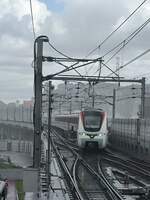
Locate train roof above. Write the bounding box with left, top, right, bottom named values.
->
left=83, top=108, right=104, bottom=111
left=55, top=108, right=105, bottom=118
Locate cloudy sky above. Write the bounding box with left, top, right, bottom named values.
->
left=0, top=0, right=150, bottom=102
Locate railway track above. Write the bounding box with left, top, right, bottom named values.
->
left=103, top=150, right=150, bottom=180
left=99, top=150, right=150, bottom=199
left=51, top=127, right=124, bottom=200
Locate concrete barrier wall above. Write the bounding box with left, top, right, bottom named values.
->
left=0, top=140, right=33, bottom=156
left=0, top=169, right=23, bottom=180
left=110, top=118, right=150, bottom=160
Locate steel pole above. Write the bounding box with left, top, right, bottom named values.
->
left=92, top=84, right=95, bottom=108
left=47, top=81, right=52, bottom=196
left=141, top=77, right=145, bottom=118
left=33, top=38, right=43, bottom=168
left=112, top=89, right=116, bottom=119
left=22, top=104, right=24, bottom=122
left=6, top=107, right=8, bottom=121
left=69, top=101, right=72, bottom=114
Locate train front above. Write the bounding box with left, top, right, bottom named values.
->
left=77, top=109, right=108, bottom=149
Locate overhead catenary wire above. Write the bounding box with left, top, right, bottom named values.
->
left=93, top=16, right=150, bottom=76
left=45, top=0, right=149, bottom=79
left=55, top=60, right=84, bottom=78
left=108, top=48, right=150, bottom=76
left=48, top=41, right=90, bottom=78
left=29, top=0, right=36, bottom=40
left=48, top=41, right=74, bottom=59
left=105, top=17, right=150, bottom=64
left=45, top=59, right=100, bottom=79
left=86, top=0, right=149, bottom=57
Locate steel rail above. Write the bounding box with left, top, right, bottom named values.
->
left=72, top=157, right=91, bottom=200
left=80, top=159, right=123, bottom=200
left=103, top=151, right=150, bottom=177
left=51, top=138, right=84, bottom=200
left=112, top=169, right=147, bottom=187
left=102, top=157, right=150, bottom=180
left=53, top=130, right=108, bottom=199
left=106, top=150, right=150, bottom=171
left=52, top=127, right=124, bottom=200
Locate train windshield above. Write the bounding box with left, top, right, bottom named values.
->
left=83, top=111, right=102, bottom=131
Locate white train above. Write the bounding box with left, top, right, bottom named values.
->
left=55, top=109, right=108, bottom=149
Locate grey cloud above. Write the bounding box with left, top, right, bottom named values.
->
left=0, top=14, right=32, bottom=40
left=1, top=0, right=150, bottom=102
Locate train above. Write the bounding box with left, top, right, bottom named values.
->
left=55, top=108, right=108, bottom=149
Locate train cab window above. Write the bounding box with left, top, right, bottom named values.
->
left=83, top=111, right=102, bottom=131
left=84, top=116, right=101, bottom=128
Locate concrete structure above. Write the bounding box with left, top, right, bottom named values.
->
left=110, top=118, right=150, bottom=161
left=0, top=120, right=33, bottom=156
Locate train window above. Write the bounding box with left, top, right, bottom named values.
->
left=84, top=116, right=101, bottom=128
left=83, top=111, right=103, bottom=131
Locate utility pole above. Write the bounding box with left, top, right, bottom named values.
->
left=14, top=106, right=16, bottom=121
left=141, top=77, right=145, bottom=118
left=33, top=37, right=47, bottom=168
left=116, top=57, right=120, bottom=87
left=69, top=100, right=72, bottom=114
left=112, top=89, right=116, bottom=119
left=6, top=106, right=8, bottom=121
left=47, top=81, right=53, bottom=196
left=22, top=104, right=24, bottom=122
left=92, top=83, right=95, bottom=108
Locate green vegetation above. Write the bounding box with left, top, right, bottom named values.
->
left=0, top=162, right=20, bottom=169
left=0, top=158, right=21, bottom=169
left=15, top=180, right=24, bottom=200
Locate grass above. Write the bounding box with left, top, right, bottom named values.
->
left=0, top=162, right=21, bottom=169
left=0, top=158, right=21, bottom=169
left=15, top=180, right=24, bottom=200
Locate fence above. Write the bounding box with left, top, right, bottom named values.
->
left=110, top=118, right=150, bottom=157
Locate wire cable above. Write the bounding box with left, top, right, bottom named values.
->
left=108, top=48, right=150, bottom=76
left=48, top=41, right=88, bottom=78
left=86, top=0, right=149, bottom=57
left=29, top=0, right=36, bottom=40
left=93, top=16, right=150, bottom=75
left=48, top=41, right=73, bottom=59
left=105, top=17, right=150, bottom=64
left=55, top=60, right=84, bottom=78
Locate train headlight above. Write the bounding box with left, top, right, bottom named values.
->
left=99, top=133, right=102, bottom=136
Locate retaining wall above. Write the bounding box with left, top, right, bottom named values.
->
left=0, top=169, right=23, bottom=180
left=0, top=140, right=33, bottom=156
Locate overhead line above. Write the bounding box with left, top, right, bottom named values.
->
left=105, top=17, right=150, bottom=64
left=93, top=16, right=150, bottom=76
left=43, top=60, right=98, bottom=80
left=29, top=0, right=36, bottom=40
left=47, top=41, right=87, bottom=78
left=48, top=41, right=73, bottom=59
left=55, top=60, right=84, bottom=78
left=108, top=48, right=150, bottom=76
left=86, top=0, right=149, bottom=57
